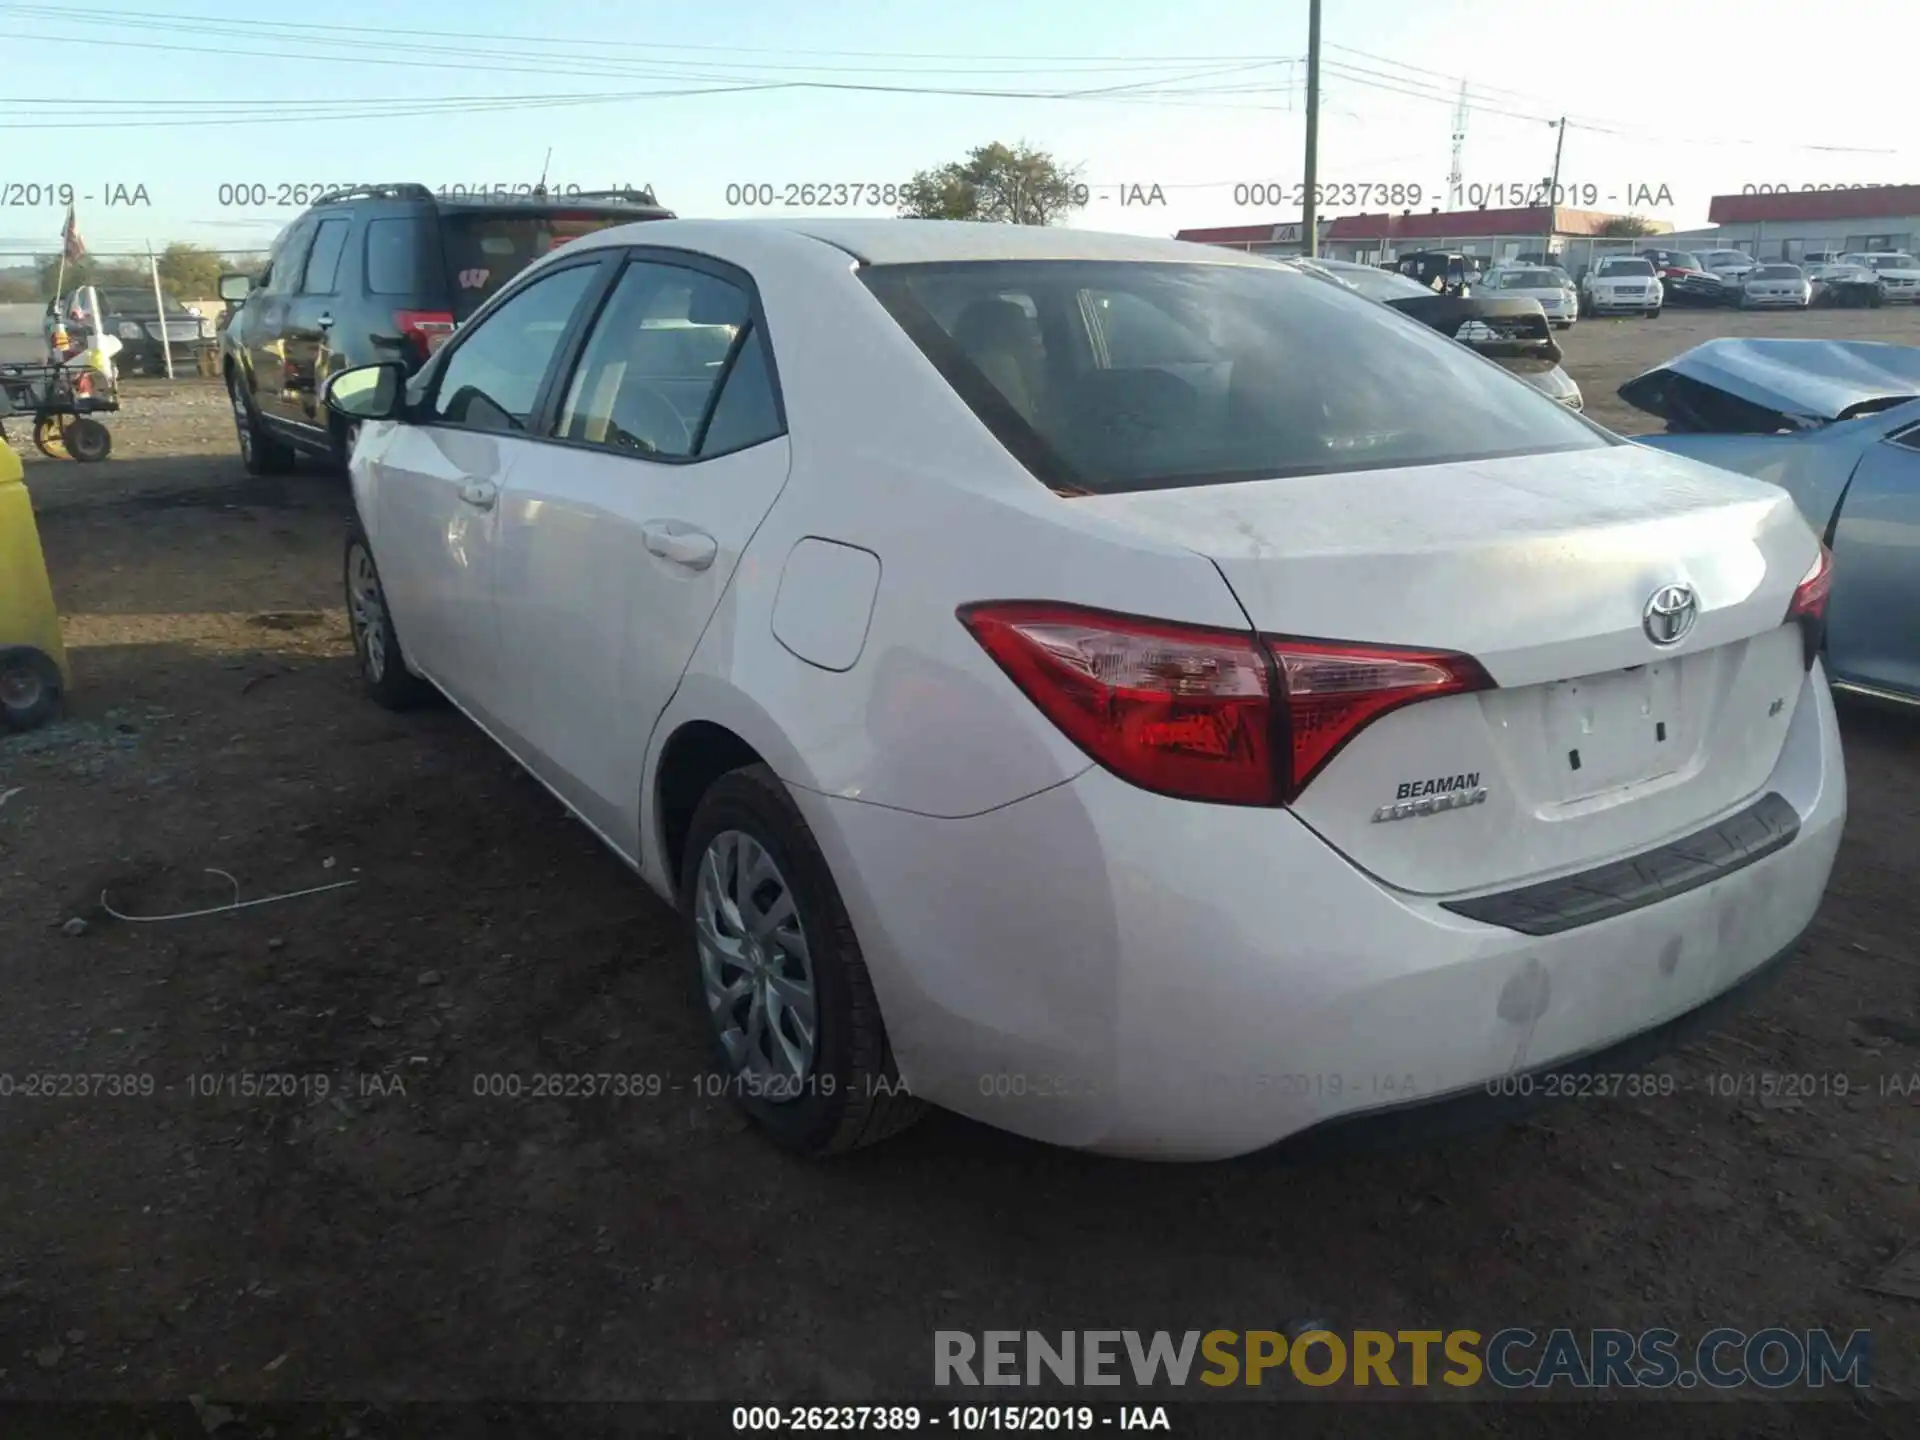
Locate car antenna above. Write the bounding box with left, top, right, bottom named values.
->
left=534, top=147, right=552, bottom=199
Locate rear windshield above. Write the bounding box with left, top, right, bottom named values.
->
left=438, top=210, right=640, bottom=318
left=859, top=259, right=1605, bottom=496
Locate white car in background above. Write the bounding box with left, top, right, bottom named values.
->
left=1482, top=265, right=1580, bottom=328
left=321, top=219, right=1845, bottom=1161
left=1697, top=248, right=1758, bottom=296
left=1839, top=252, right=1920, bottom=302
left=1738, top=263, right=1813, bottom=309
left=1581, top=256, right=1663, bottom=317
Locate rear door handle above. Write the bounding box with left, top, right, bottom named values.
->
left=316, top=313, right=334, bottom=329
left=641, top=523, right=717, bottom=570
left=458, top=478, right=497, bottom=510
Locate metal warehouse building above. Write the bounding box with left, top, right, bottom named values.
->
left=1177, top=205, right=1673, bottom=272
left=1659, top=185, right=1920, bottom=262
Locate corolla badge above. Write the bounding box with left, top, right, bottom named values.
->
left=1372, top=772, right=1487, bottom=823
left=1642, top=583, right=1698, bottom=646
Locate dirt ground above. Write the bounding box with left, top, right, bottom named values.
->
left=2, top=308, right=1918, bottom=1433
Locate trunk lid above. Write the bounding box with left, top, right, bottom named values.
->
left=1075, top=443, right=1821, bottom=895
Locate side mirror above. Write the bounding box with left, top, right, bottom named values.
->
left=218, top=272, right=254, bottom=303
left=324, top=362, right=406, bottom=422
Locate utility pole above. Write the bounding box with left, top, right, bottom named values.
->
left=1543, top=117, right=1567, bottom=261
left=1302, top=0, right=1322, bottom=256
left=1446, top=80, right=1469, bottom=212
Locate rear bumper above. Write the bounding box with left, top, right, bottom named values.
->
left=796, top=665, right=1845, bottom=1160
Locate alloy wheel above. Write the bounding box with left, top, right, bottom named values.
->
left=346, top=544, right=388, bottom=682
left=693, top=829, right=817, bottom=1093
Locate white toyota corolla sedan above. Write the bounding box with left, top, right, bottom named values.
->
left=324, top=219, right=1847, bottom=1162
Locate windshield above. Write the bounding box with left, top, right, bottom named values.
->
left=1866, top=254, right=1919, bottom=271
left=1494, top=269, right=1564, bottom=289
left=1597, top=258, right=1656, bottom=276
left=93, top=289, right=190, bottom=314
left=1752, top=265, right=1802, bottom=280
left=859, top=259, right=1604, bottom=496
left=438, top=209, right=642, bottom=319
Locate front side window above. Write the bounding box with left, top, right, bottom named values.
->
left=860, top=259, right=1605, bottom=496
left=426, top=262, right=599, bottom=432
left=553, top=259, right=757, bottom=459
left=264, top=220, right=315, bottom=294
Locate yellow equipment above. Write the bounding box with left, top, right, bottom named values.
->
left=0, top=444, right=69, bottom=730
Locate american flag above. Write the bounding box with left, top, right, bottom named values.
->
left=61, top=204, right=86, bottom=262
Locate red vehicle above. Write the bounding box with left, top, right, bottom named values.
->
left=1637, top=248, right=1727, bottom=306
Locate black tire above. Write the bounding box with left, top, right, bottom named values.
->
left=228, top=367, right=295, bottom=476
left=343, top=527, right=433, bottom=709
left=0, top=646, right=63, bottom=732
left=63, top=417, right=111, bottom=463
left=679, top=764, right=925, bottom=1156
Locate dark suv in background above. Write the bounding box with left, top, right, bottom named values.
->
left=49, top=287, right=217, bottom=375
left=218, top=183, right=674, bottom=473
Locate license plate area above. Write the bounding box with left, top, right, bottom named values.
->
left=1544, top=662, right=1687, bottom=801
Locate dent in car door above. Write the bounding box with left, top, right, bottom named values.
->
left=489, top=256, right=792, bottom=854
left=1825, top=427, right=1920, bottom=698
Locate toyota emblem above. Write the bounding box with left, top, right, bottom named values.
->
left=1643, top=584, right=1698, bottom=646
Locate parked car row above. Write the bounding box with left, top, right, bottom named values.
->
left=307, top=214, right=1848, bottom=1162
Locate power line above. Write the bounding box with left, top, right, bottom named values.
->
left=0, top=2, right=1298, bottom=64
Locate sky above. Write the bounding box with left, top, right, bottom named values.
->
left=2, top=0, right=1917, bottom=261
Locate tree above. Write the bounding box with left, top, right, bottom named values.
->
left=1597, top=215, right=1657, bottom=237
left=898, top=142, right=1087, bottom=225
left=154, top=242, right=226, bottom=297
left=35, top=253, right=150, bottom=295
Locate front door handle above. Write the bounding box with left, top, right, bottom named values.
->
left=458, top=478, right=497, bottom=511
left=316, top=312, right=333, bottom=329
left=641, top=523, right=718, bottom=570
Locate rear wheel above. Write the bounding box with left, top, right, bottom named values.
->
left=63, top=417, right=111, bottom=463
left=0, top=647, right=62, bottom=732
left=680, top=764, right=925, bottom=1156
left=229, top=368, right=295, bottom=476
left=343, top=529, right=433, bottom=709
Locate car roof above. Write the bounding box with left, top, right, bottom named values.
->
left=567, top=217, right=1285, bottom=269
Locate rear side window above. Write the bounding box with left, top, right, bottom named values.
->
left=301, top=217, right=351, bottom=294
left=364, top=218, right=424, bottom=295
left=860, top=259, right=1604, bottom=496
left=552, top=259, right=758, bottom=459
left=439, top=211, right=640, bottom=319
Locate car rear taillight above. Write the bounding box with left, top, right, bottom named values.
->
left=393, top=310, right=455, bottom=360
left=1266, top=639, right=1494, bottom=800
left=1786, top=545, right=1833, bottom=670
left=959, top=603, right=1493, bottom=806
left=959, top=603, right=1276, bottom=804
